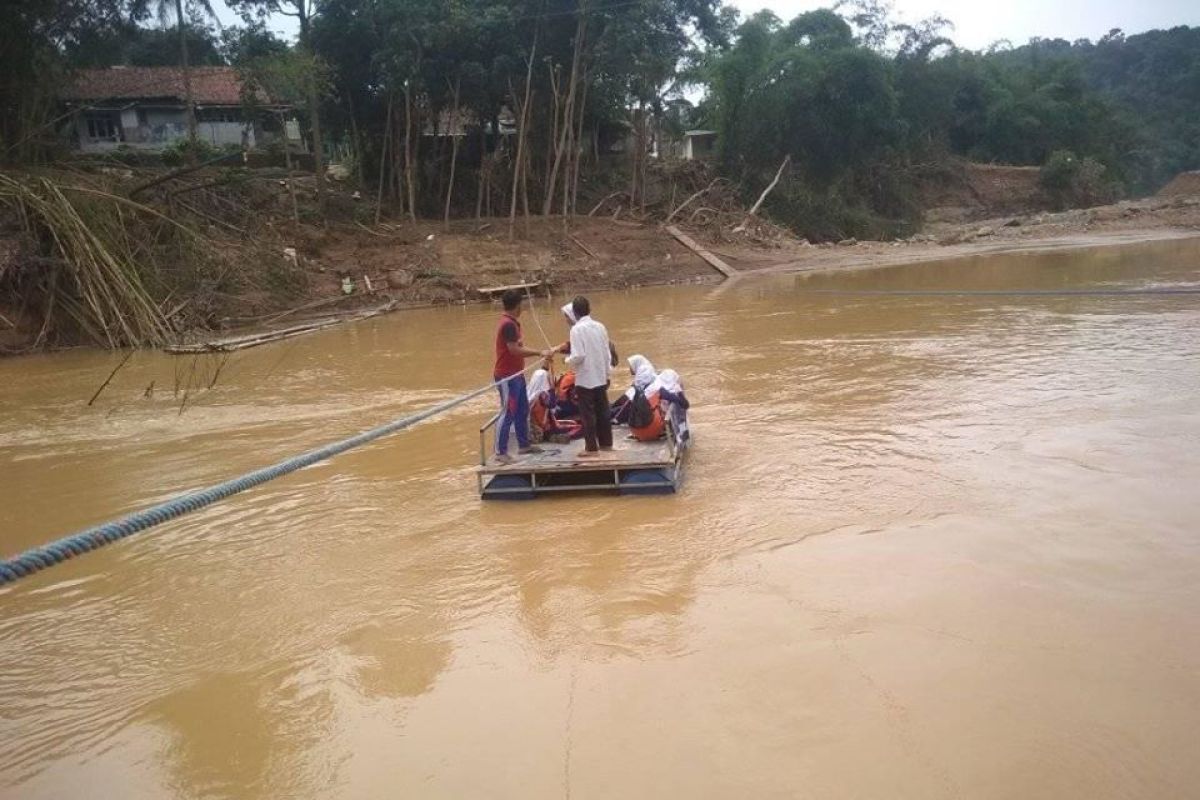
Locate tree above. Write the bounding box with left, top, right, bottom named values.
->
left=142, top=0, right=219, bottom=147
left=228, top=0, right=327, bottom=206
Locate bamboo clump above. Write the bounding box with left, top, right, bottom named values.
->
left=0, top=173, right=179, bottom=348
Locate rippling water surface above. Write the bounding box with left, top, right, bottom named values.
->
left=2, top=239, right=1199, bottom=798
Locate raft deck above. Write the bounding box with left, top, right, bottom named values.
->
left=477, top=417, right=683, bottom=499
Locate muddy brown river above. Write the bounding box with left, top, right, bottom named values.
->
left=2, top=239, right=1199, bottom=798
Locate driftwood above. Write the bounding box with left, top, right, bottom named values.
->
left=477, top=280, right=547, bottom=297
left=666, top=177, right=723, bottom=224
left=588, top=191, right=626, bottom=216
left=733, top=155, right=791, bottom=233
left=87, top=350, right=134, bottom=406
left=567, top=234, right=599, bottom=259
left=165, top=301, right=398, bottom=354
left=128, top=151, right=243, bottom=199
left=664, top=225, right=737, bottom=279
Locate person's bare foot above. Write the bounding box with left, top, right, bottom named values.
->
left=494, top=453, right=516, bottom=464
left=518, top=445, right=543, bottom=455
left=578, top=450, right=599, bottom=458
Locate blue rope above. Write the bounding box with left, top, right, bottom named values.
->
left=0, top=368, right=537, bottom=587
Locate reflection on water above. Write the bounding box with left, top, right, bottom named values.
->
left=2, top=238, right=1199, bottom=798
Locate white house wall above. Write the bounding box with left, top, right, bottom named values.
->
left=75, top=107, right=254, bottom=152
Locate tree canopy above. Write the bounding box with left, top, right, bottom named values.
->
left=1, top=0, right=1197, bottom=239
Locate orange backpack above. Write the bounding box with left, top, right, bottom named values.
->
left=555, top=371, right=576, bottom=402
left=629, top=392, right=665, bottom=442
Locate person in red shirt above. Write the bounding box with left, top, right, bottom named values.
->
left=494, top=289, right=555, bottom=463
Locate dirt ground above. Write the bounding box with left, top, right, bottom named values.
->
left=195, top=189, right=1200, bottom=346
left=749, top=193, right=1200, bottom=277
left=7, top=168, right=1198, bottom=352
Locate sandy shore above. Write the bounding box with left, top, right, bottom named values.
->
left=745, top=228, right=1200, bottom=277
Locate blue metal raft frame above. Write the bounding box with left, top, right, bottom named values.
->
left=477, top=413, right=685, bottom=499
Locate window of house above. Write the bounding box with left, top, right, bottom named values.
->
left=199, top=109, right=240, bottom=123
left=84, top=113, right=121, bottom=142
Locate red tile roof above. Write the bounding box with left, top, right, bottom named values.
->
left=62, top=66, right=265, bottom=106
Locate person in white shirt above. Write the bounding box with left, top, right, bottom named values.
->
left=564, top=296, right=613, bottom=455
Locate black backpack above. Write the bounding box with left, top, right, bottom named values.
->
left=629, top=386, right=654, bottom=428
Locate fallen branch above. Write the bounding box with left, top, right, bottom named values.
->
left=164, top=302, right=399, bottom=354
left=87, top=350, right=134, bottom=406
left=733, top=155, right=790, bottom=233
left=128, top=151, right=243, bottom=199
left=666, top=177, right=723, bottom=224
left=588, top=191, right=625, bottom=216
left=567, top=234, right=599, bottom=259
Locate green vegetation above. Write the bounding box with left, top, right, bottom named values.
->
left=1, top=1, right=1198, bottom=242
left=699, top=6, right=1198, bottom=238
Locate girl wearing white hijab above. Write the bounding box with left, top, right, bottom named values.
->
left=625, top=354, right=661, bottom=400
left=656, top=368, right=691, bottom=447
left=610, top=354, right=661, bottom=425
left=527, top=366, right=582, bottom=443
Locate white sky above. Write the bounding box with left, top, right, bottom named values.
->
left=729, top=0, right=1200, bottom=50
left=211, top=0, right=1199, bottom=50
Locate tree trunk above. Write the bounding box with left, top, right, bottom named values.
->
left=403, top=80, right=416, bottom=222
left=444, top=76, right=462, bottom=229
left=628, top=106, right=639, bottom=207
left=347, top=89, right=365, bottom=185
left=175, top=0, right=198, bottom=152
left=570, top=65, right=589, bottom=217
left=375, top=90, right=393, bottom=224
left=543, top=8, right=586, bottom=216
left=298, top=8, right=325, bottom=209
left=508, top=25, right=538, bottom=240
left=475, top=123, right=486, bottom=221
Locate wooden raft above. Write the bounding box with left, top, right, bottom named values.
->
left=477, top=433, right=683, bottom=499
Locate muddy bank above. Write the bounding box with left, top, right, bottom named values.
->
left=5, top=171, right=1198, bottom=354
left=744, top=194, right=1200, bottom=276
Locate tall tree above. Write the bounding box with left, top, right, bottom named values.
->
left=148, top=0, right=219, bottom=146
left=229, top=0, right=327, bottom=206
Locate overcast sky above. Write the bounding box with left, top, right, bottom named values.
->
left=729, top=0, right=1199, bottom=49
left=212, top=0, right=1198, bottom=50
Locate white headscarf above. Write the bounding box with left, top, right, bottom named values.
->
left=561, top=302, right=577, bottom=324
left=625, top=354, right=661, bottom=399
left=527, top=368, right=551, bottom=403
left=657, top=369, right=689, bottom=445
left=657, top=369, right=682, bottom=394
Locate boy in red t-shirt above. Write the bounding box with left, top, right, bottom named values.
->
left=494, top=289, right=555, bottom=463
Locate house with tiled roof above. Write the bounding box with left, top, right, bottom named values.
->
left=60, top=66, right=300, bottom=153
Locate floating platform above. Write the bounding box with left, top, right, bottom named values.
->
left=477, top=426, right=684, bottom=500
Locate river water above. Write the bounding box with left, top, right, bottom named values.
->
left=2, top=239, right=1199, bottom=799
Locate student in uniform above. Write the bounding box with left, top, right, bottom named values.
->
left=610, top=354, right=660, bottom=425
left=492, top=289, right=555, bottom=463
left=527, top=366, right=582, bottom=443
left=657, top=368, right=691, bottom=447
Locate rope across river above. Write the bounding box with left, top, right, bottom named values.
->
left=0, top=367, right=538, bottom=587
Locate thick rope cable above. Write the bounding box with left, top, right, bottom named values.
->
left=0, top=366, right=539, bottom=587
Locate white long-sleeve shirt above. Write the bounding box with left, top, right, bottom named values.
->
left=565, top=315, right=612, bottom=389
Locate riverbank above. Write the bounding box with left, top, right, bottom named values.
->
left=4, top=175, right=1198, bottom=354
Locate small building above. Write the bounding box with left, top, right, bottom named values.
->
left=680, top=130, right=717, bottom=160
left=60, top=66, right=298, bottom=153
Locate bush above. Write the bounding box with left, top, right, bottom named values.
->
left=160, top=138, right=220, bottom=167
left=1040, top=149, right=1119, bottom=209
